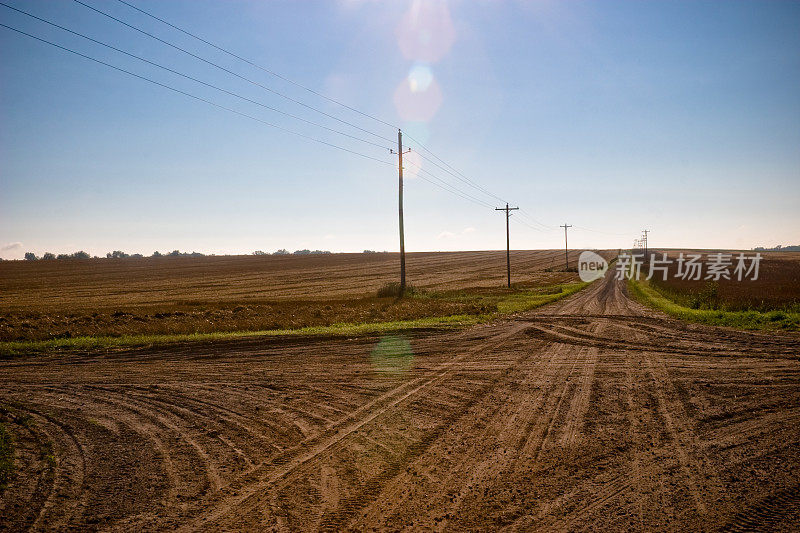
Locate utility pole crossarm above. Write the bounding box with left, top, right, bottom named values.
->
left=496, top=203, right=519, bottom=288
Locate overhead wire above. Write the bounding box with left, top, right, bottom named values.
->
left=114, top=0, right=398, bottom=130
left=5, top=0, right=639, bottom=239
left=572, top=225, right=632, bottom=237
left=110, top=0, right=515, bottom=209
left=0, top=10, right=507, bottom=213
left=71, top=0, right=397, bottom=145
left=401, top=160, right=496, bottom=210
left=0, top=22, right=396, bottom=167
left=517, top=209, right=558, bottom=230
left=0, top=1, right=393, bottom=152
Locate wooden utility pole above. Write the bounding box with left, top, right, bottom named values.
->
left=560, top=224, right=572, bottom=270
left=496, top=203, right=519, bottom=288
left=642, top=229, right=649, bottom=262
left=390, top=129, right=411, bottom=295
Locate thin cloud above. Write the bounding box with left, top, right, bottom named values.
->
left=438, top=228, right=475, bottom=240
left=1, top=242, right=22, bottom=251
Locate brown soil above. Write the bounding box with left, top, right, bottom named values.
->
left=647, top=251, right=800, bottom=311
left=1, top=272, right=799, bottom=531
left=0, top=250, right=602, bottom=342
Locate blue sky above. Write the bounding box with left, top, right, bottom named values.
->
left=1, top=0, right=799, bottom=259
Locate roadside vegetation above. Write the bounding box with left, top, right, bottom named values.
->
left=629, top=277, right=800, bottom=331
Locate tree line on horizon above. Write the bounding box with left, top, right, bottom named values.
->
left=13, top=248, right=381, bottom=261
left=752, top=244, right=800, bottom=252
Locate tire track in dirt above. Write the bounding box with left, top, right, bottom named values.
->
left=32, top=384, right=224, bottom=504
left=2, top=267, right=799, bottom=530
left=723, top=484, right=800, bottom=532
left=180, top=321, right=534, bottom=531
left=271, top=357, right=538, bottom=531
left=348, top=340, right=560, bottom=531
left=0, top=404, right=60, bottom=531
left=315, top=368, right=516, bottom=532
left=642, top=353, right=723, bottom=519
left=19, top=407, right=88, bottom=532
left=23, top=386, right=188, bottom=516
left=84, top=387, right=225, bottom=493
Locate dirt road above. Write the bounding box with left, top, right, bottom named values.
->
left=1, top=273, right=799, bottom=531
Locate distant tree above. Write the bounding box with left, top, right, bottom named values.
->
left=253, top=250, right=269, bottom=256
left=753, top=244, right=800, bottom=252
left=364, top=250, right=376, bottom=254
left=42, top=252, right=55, bottom=260
left=107, top=250, right=129, bottom=259
left=168, top=250, right=181, bottom=257
left=131, top=253, right=143, bottom=258
left=294, top=249, right=311, bottom=255
left=56, top=253, right=69, bottom=260
left=72, top=251, right=90, bottom=259
left=152, top=251, right=162, bottom=257
left=310, top=250, right=331, bottom=255
left=24, top=252, right=38, bottom=261
left=273, top=249, right=290, bottom=255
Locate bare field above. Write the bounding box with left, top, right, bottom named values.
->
left=648, top=251, right=800, bottom=311
left=1, top=271, right=799, bottom=531
left=0, top=250, right=610, bottom=342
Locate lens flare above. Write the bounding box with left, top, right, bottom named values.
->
left=393, top=71, right=443, bottom=122
left=408, top=63, right=434, bottom=93
left=395, top=0, right=456, bottom=63
left=370, top=335, right=414, bottom=375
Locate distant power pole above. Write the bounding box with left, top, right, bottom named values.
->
left=390, top=129, right=411, bottom=295
left=560, top=223, right=572, bottom=271
left=496, top=203, right=519, bottom=288
left=642, top=229, right=649, bottom=262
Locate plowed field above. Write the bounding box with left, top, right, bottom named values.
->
left=2, top=267, right=799, bottom=531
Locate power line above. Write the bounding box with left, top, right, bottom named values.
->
left=572, top=225, right=631, bottom=237
left=114, top=0, right=398, bottom=130
left=517, top=209, right=557, bottom=230
left=71, top=0, right=396, bottom=145
left=0, top=1, right=393, bottom=152
left=403, top=132, right=510, bottom=205
left=110, top=0, right=513, bottom=210
left=510, top=217, right=548, bottom=233
left=0, top=22, right=395, bottom=167
left=402, top=160, right=496, bottom=210
left=0, top=19, right=504, bottom=216
left=7, top=0, right=638, bottom=241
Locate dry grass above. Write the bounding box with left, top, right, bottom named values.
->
left=0, top=250, right=614, bottom=342
left=646, top=251, right=800, bottom=312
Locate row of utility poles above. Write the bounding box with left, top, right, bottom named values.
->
left=390, top=129, right=648, bottom=294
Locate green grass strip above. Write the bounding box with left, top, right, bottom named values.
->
left=628, top=277, right=800, bottom=331
left=0, top=281, right=592, bottom=356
